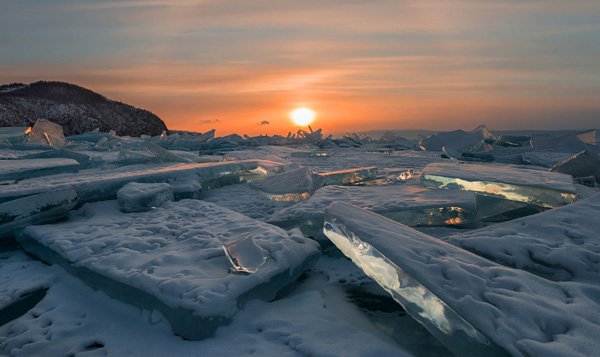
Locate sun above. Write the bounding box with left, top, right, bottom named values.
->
left=290, top=107, right=316, bottom=126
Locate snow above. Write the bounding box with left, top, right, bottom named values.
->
left=324, top=202, right=600, bottom=356
left=18, top=200, right=320, bottom=340
left=421, top=161, right=577, bottom=208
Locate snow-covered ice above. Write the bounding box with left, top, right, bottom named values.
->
left=0, top=158, right=79, bottom=181
left=421, top=161, right=577, bottom=208
left=17, top=200, right=320, bottom=340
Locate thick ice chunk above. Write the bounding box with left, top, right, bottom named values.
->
left=18, top=200, right=320, bottom=340
left=0, top=188, right=78, bottom=241
left=20, top=149, right=92, bottom=168
left=421, top=161, right=577, bottom=208
left=25, top=119, right=66, bottom=146
left=520, top=151, right=574, bottom=168
left=447, top=193, right=600, bottom=283
left=251, top=167, right=324, bottom=202
left=268, top=185, right=478, bottom=238
left=0, top=158, right=79, bottom=181
left=202, top=183, right=282, bottom=220
left=0, top=160, right=282, bottom=204
left=319, top=166, right=378, bottom=185
left=324, top=202, right=600, bottom=356
left=550, top=150, right=600, bottom=186
left=117, top=182, right=173, bottom=212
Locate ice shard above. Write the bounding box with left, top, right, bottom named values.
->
left=0, top=188, right=78, bottom=242
left=0, top=158, right=80, bottom=181
left=25, top=119, right=66, bottom=146
left=421, top=161, right=577, bottom=208
left=117, top=182, right=173, bottom=212
left=223, top=234, right=268, bottom=273
left=319, top=166, right=378, bottom=186
left=324, top=202, right=600, bottom=356
left=268, top=185, right=478, bottom=238
left=0, top=160, right=283, bottom=204
left=18, top=200, right=320, bottom=340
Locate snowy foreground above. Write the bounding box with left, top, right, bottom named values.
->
left=1, top=124, right=599, bottom=356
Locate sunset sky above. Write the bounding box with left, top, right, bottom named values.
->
left=2, top=0, right=599, bottom=135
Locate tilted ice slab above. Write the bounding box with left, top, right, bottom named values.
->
left=0, top=160, right=282, bottom=204
left=421, top=161, right=577, bottom=208
left=319, top=166, right=378, bottom=185
left=202, top=183, right=285, bottom=220
left=0, top=158, right=79, bottom=181
left=0, top=188, right=78, bottom=242
left=18, top=200, right=320, bottom=340
left=447, top=193, right=600, bottom=283
left=323, top=202, right=600, bottom=356
left=268, top=185, right=478, bottom=238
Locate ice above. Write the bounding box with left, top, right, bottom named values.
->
left=19, top=149, right=92, bottom=168
left=447, top=193, right=600, bottom=283
left=319, top=166, right=378, bottom=185
left=18, top=200, right=320, bottom=340
left=576, top=129, right=599, bottom=145
left=324, top=202, right=600, bottom=356
left=0, top=188, right=78, bottom=242
left=202, top=183, right=283, bottom=220
left=520, top=151, right=574, bottom=168
left=117, top=182, right=173, bottom=212
left=0, top=158, right=79, bottom=181
left=550, top=150, right=600, bottom=186
left=251, top=166, right=324, bottom=202
left=25, top=119, right=66, bottom=146
left=268, top=185, right=478, bottom=238
left=421, top=126, right=495, bottom=152
left=223, top=234, right=268, bottom=274
left=0, top=160, right=282, bottom=204
left=421, top=161, right=577, bottom=208
left=144, top=142, right=191, bottom=163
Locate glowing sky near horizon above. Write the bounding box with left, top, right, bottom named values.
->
left=1, top=0, right=599, bottom=135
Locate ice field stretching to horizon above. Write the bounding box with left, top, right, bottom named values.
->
left=1, top=122, right=600, bottom=356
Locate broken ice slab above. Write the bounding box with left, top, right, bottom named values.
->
left=251, top=167, right=324, bottom=202
left=550, top=150, right=600, bottom=186
left=19, top=149, right=92, bottom=168
left=324, top=202, right=600, bottom=356
left=18, top=200, right=320, bottom=340
left=421, top=161, right=577, bottom=208
left=520, top=151, right=574, bottom=168
left=202, top=183, right=282, bottom=220
left=0, top=188, right=78, bottom=241
left=117, top=182, right=173, bottom=213
left=474, top=195, right=543, bottom=222
left=144, top=142, right=191, bottom=163
left=268, top=185, right=478, bottom=238
left=25, top=119, right=66, bottom=146
left=319, top=166, right=378, bottom=186
left=0, top=160, right=282, bottom=204
left=223, top=234, right=268, bottom=273
left=448, top=193, right=600, bottom=283
left=0, top=158, right=80, bottom=181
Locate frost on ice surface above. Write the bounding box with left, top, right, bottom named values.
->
left=421, top=161, right=577, bottom=208
left=223, top=234, right=268, bottom=273
left=0, top=158, right=79, bottom=181
left=117, top=182, right=173, bottom=212
left=324, top=202, right=600, bottom=356
left=268, top=185, right=478, bottom=238
left=0, top=188, right=78, bottom=241
left=24, top=119, right=66, bottom=146
left=17, top=200, right=320, bottom=340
